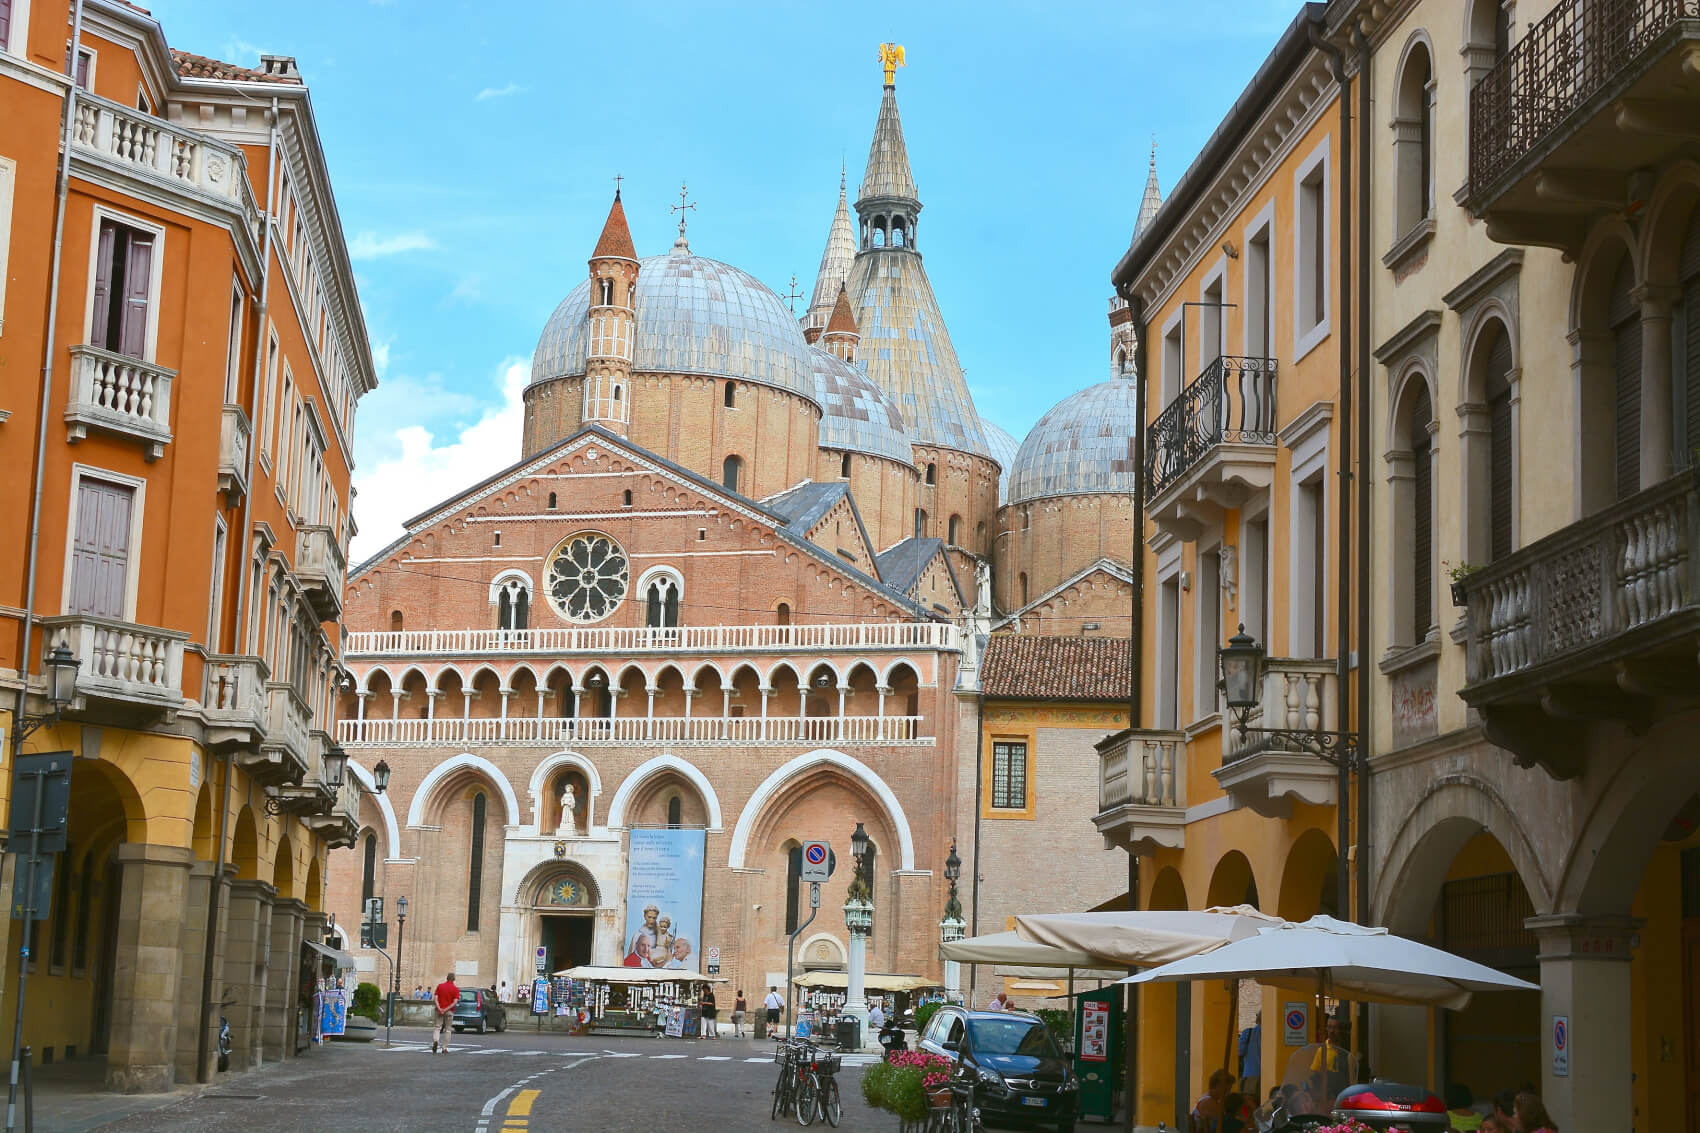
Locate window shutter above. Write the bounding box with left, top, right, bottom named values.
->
left=1411, top=388, right=1433, bottom=641
left=1609, top=260, right=1642, bottom=501
left=71, top=479, right=133, bottom=619
left=1484, top=327, right=1515, bottom=560
left=0, top=0, right=12, bottom=49
left=117, top=231, right=154, bottom=358
left=89, top=222, right=117, bottom=350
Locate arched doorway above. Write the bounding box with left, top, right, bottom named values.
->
left=1204, top=852, right=1262, bottom=1094
left=1140, top=866, right=1189, bottom=1128
left=529, top=864, right=601, bottom=974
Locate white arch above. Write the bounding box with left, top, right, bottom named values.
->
left=634, top=563, right=684, bottom=595
left=528, top=750, right=605, bottom=830
left=727, top=749, right=916, bottom=871
left=405, top=752, right=522, bottom=829
left=356, top=664, right=396, bottom=695
left=606, top=753, right=724, bottom=831
left=348, top=758, right=404, bottom=861
left=879, top=656, right=922, bottom=687
left=488, top=568, right=534, bottom=603
left=797, top=932, right=847, bottom=969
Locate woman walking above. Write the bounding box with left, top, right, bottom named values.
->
left=732, top=989, right=747, bottom=1038
left=699, top=985, right=718, bottom=1038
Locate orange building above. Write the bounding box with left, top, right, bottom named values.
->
left=0, top=0, right=374, bottom=1091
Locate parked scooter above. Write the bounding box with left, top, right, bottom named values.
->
left=878, top=1016, right=907, bottom=1059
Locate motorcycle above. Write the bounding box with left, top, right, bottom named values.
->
left=878, top=1017, right=907, bottom=1059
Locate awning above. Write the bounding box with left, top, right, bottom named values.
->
left=792, top=971, right=937, bottom=992
left=303, top=940, right=356, bottom=969
left=553, top=965, right=727, bottom=984
left=940, top=930, right=1104, bottom=969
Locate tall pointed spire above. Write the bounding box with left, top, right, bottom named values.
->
left=804, top=165, right=857, bottom=339
left=1134, top=139, right=1162, bottom=239
left=858, top=85, right=918, bottom=204
left=591, top=188, right=637, bottom=261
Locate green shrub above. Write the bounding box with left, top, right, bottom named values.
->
left=350, top=982, right=383, bottom=1022
left=1035, top=1008, right=1071, bottom=1044
left=861, top=1060, right=892, bottom=1110
left=885, top=1066, right=928, bottom=1122
left=912, top=1001, right=940, bottom=1035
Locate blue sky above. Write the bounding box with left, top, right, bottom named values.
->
left=152, top=0, right=1302, bottom=558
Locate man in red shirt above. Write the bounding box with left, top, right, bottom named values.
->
left=432, top=973, right=459, bottom=1054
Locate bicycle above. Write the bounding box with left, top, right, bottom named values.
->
left=771, top=1036, right=815, bottom=1121
left=797, top=1042, right=842, bottom=1128
left=938, top=1071, right=981, bottom=1133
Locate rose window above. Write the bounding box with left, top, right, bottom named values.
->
left=546, top=533, right=629, bottom=622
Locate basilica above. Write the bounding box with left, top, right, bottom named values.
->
left=325, top=60, right=1154, bottom=998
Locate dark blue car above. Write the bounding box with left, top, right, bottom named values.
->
left=918, top=1006, right=1078, bottom=1132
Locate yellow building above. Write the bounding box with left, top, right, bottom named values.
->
left=1097, top=7, right=1357, bottom=1127
left=0, top=0, right=373, bottom=1090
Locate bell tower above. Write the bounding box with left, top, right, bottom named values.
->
left=584, top=187, right=639, bottom=435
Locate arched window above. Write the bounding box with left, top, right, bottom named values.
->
left=361, top=833, right=377, bottom=907
left=1608, top=258, right=1642, bottom=501
left=947, top=515, right=961, bottom=545
left=1680, top=208, right=1700, bottom=469
left=892, top=222, right=906, bottom=247
left=975, top=521, right=986, bottom=547
left=644, top=574, right=681, bottom=628
left=623, top=489, right=633, bottom=507
left=1412, top=388, right=1434, bottom=640
left=1389, top=376, right=1437, bottom=648
left=722, top=455, right=743, bottom=493
left=547, top=492, right=557, bottom=509
left=873, top=227, right=885, bottom=248
left=613, top=384, right=623, bottom=403
left=1394, top=40, right=1434, bottom=238
left=1018, top=572, right=1029, bottom=607
left=1481, top=323, right=1515, bottom=561
left=840, top=452, right=852, bottom=478
left=496, top=579, right=530, bottom=630
left=667, top=796, right=682, bottom=828
left=598, top=279, right=613, bottom=306
left=785, top=846, right=802, bottom=934
left=467, top=792, right=487, bottom=932
left=723, top=383, right=736, bottom=409
left=390, top=610, right=403, bottom=632
left=925, top=462, right=936, bottom=485
left=776, top=602, right=791, bottom=625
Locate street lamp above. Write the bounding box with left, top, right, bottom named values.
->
left=372, top=759, right=391, bottom=794
left=842, top=822, right=874, bottom=1048
left=940, top=838, right=965, bottom=1003
left=389, top=896, right=408, bottom=1036
left=322, top=745, right=348, bottom=790
left=1218, top=625, right=1359, bottom=763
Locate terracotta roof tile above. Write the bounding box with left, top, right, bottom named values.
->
left=592, top=191, right=637, bottom=260
left=980, top=634, right=1133, bottom=701
left=170, top=48, right=296, bottom=84
left=824, top=282, right=859, bottom=336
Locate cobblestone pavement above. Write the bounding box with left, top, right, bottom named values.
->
left=95, top=1027, right=906, bottom=1133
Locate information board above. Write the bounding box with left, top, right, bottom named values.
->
left=1080, top=998, right=1110, bottom=1062
left=531, top=977, right=551, bottom=1016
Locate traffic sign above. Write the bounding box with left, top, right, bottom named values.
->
left=535, top=945, right=548, bottom=974
left=1552, top=1015, right=1569, bottom=1077
left=8, top=752, right=72, bottom=855
left=809, top=881, right=821, bottom=908
left=800, top=841, right=831, bottom=882
left=706, top=947, right=720, bottom=975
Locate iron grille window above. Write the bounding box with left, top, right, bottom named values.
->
left=1440, top=872, right=1537, bottom=970
left=992, top=741, right=1028, bottom=810
left=467, top=793, right=487, bottom=932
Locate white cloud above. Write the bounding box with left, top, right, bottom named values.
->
left=449, top=274, right=483, bottom=303
left=221, top=37, right=267, bottom=64
left=350, top=358, right=529, bottom=563
left=347, top=231, right=438, bottom=260
left=475, top=82, right=523, bottom=102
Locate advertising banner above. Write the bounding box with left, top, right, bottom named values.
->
left=623, top=828, right=706, bottom=970
left=318, top=987, right=348, bottom=1037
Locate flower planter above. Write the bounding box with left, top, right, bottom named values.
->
left=1450, top=579, right=1469, bottom=607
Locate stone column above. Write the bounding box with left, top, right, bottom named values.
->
left=1528, top=913, right=1639, bottom=1133
left=221, top=880, right=274, bottom=1070
left=1635, top=285, right=1679, bottom=487
left=105, top=844, right=194, bottom=1093
left=172, top=859, right=226, bottom=1084
left=262, top=898, right=306, bottom=1062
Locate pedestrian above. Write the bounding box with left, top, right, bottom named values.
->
left=732, top=989, right=747, bottom=1039
left=1511, top=1092, right=1558, bottom=1133
left=699, top=984, right=718, bottom=1039
left=985, top=991, right=1009, bottom=1012
left=431, top=971, right=459, bottom=1054
left=1492, top=1089, right=1517, bottom=1128
left=1237, top=1011, right=1262, bottom=1102
left=1191, top=1068, right=1235, bottom=1133
left=499, top=980, right=509, bottom=1004
left=763, top=986, right=784, bottom=1038
left=1446, top=1084, right=1483, bottom=1131
left=868, top=1000, right=886, bottom=1033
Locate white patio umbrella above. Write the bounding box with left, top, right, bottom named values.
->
left=1122, top=915, right=1538, bottom=1010
left=1013, top=905, right=1286, bottom=968
left=939, top=931, right=1102, bottom=969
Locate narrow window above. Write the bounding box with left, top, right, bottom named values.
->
left=598, top=278, right=613, bottom=306
left=1609, top=259, right=1642, bottom=501
left=722, top=455, right=742, bottom=493
left=947, top=515, right=961, bottom=545
left=1244, top=515, right=1270, bottom=648
left=72, top=851, right=94, bottom=971
left=70, top=477, right=135, bottom=620
left=991, top=741, right=1028, bottom=810
left=1395, top=46, right=1435, bottom=235
left=1297, top=159, right=1327, bottom=336
left=1411, top=388, right=1435, bottom=641
left=723, top=383, right=736, bottom=409
left=915, top=508, right=926, bottom=539
left=623, top=489, right=633, bottom=507
left=666, top=796, right=682, bottom=828
left=493, top=530, right=501, bottom=548
left=776, top=602, right=791, bottom=625
left=390, top=610, right=404, bottom=632
left=360, top=834, right=377, bottom=906
left=90, top=219, right=155, bottom=358
left=1157, top=574, right=1180, bottom=729
left=1018, top=572, right=1029, bottom=607
left=225, top=284, right=245, bottom=403
left=1678, top=210, right=1700, bottom=468
left=75, top=50, right=91, bottom=89
left=785, top=847, right=802, bottom=934
left=1483, top=325, right=1515, bottom=561
left=925, top=463, right=936, bottom=485
left=547, top=492, right=557, bottom=509
left=1162, top=321, right=1184, bottom=403
left=1196, top=547, right=1221, bottom=718
left=840, top=452, right=851, bottom=478
left=1493, top=1, right=1511, bottom=59
left=467, top=793, right=486, bottom=932
left=1294, top=478, right=1326, bottom=658
left=1247, top=225, right=1272, bottom=358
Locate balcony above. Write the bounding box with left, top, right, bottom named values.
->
left=336, top=713, right=928, bottom=748
left=1215, top=658, right=1341, bottom=817
left=218, top=405, right=252, bottom=503
left=308, top=774, right=362, bottom=849
left=64, top=346, right=175, bottom=460
left=295, top=525, right=346, bottom=622
left=1464, top=0, right=1700, bottom=249
left=203, top=654, right=268, bottom=750
left=1092, top=728, right=1187, bottom=852
left=344, top=621, right=958, bottom=658
left=41, top=615, right=187, bottom=716
left=1145, top=356, right=1278, bottom=541
left=1459, top=469, right=1699, bottom=779
left=269, top=731, right=338, bottom=815
left=243, top=683, right=312, bottom=786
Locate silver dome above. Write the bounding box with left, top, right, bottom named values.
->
left=532, top=250, right=818, bottom=404
left=1007, top=379, right=1140, bottom=505
left=811, top=348, right=914, bottom=467
left=978, top=417, right=1020, bottom=505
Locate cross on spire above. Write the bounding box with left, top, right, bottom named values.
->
left=781, top=273, right=805, bottom=314
left=613, top=173, right=623, bottom=197
left=671, top=181, right=697, bottom=244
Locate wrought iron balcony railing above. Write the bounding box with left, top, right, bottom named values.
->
left=1145, top=356, right=1277, bottom=501
left=1468, top=0, right=1700, bottom=204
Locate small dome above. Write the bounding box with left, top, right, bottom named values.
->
left=811, top=349, right=913, bottom=467
left=978, top=417, right=1020, bottom=505
left=1007, top=379, right=1139, bottom=505
left=532, top=250, right=818, bottom=403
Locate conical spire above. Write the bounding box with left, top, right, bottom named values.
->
left=825, top=282, right=859, bottom=337
left=591, top=189, right=637, bottom=260
left=1134, top=142, right=1162, bottom=239
left=804, top=166, right=858, bottom=336
left=858, top=85, right=917, bottom=203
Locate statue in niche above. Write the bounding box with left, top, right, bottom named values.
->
left=559, top=784, right=578, bottom=836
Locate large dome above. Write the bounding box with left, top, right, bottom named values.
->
left=1007, top=379, right=1140, bottom=505
left=531, top=249, right=818, bottom=403
left=978, top=417, right=1020, bottom=505
left=811, top=349, right=913, bottom=467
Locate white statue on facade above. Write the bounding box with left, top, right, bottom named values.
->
left=559, top=785, right=577, bottom=836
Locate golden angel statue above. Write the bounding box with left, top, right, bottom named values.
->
left=880, top=43, right=906, bottom=86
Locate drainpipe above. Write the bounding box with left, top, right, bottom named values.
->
left=198, top=94, right=280, bottom=1083
left=968, top=692, right=983, bottom=1008
left=1353, top=23, right=1374, bottom=1054
left=1308, top=15, right=1353, bottom=928
left=1120, top=282, right=1147, bottom=1133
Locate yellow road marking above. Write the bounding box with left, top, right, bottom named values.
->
left=506, top=1089, right=541, bottom=1117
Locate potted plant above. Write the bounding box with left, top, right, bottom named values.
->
left=865, top=1050, right=954, bottom=1130
left=1445, top=561, right=1480, bottom=608
left=340, top=981, right=382, bottom=1042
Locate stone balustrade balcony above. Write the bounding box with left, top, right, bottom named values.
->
left=1216, top=657, right=1341, bottom=816
left=41, top=614, right=187, bottom=715
left=295, top=525, right=346, bottom=622
left=64, top=346, right=175, bottom=460
left=1093, top=728, right=1187, bottom=852
left=309, top=773, right=362, bottom=849
left=219, top=405, right=252, bottom=503
left=203, top=654, right=269, bottom=750
left=344, top=620, right=958, bottom=658
left=1459, top=468, right=1699, bottom=778
left=337, top=713, right=927, bottom=748
left=271, top=731, right=339, bottom=814
left=244, top=683, right=312, bottom=786
left=72, top=91, right=260, bottom=232
left=1144, top=356, right=1279, bottom=541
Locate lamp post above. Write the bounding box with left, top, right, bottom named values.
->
left=940, top=838, right=965, bottom=1003
left=372, top=759, right=392, bottom=794
left=1219, top=625, right=1358, bottom=919
left=390, top=896, right=408, bottom=1032
left=841, top=822, right=873, bottom=1047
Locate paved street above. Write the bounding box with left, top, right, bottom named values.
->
left=97, top=1027, right=902, bottom=1133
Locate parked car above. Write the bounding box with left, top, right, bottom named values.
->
left=917, top=1005, right=1077, bottom=1131
left=452, top=987, right=507, bottom=1033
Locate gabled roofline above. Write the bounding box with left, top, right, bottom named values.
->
left=992, top=558, right=1135, bottom=628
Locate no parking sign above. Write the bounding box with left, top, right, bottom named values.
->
left=1552, top=1015, right=1569, bottom=1077
left=1282, top=1001, right=1309, bottom=1046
